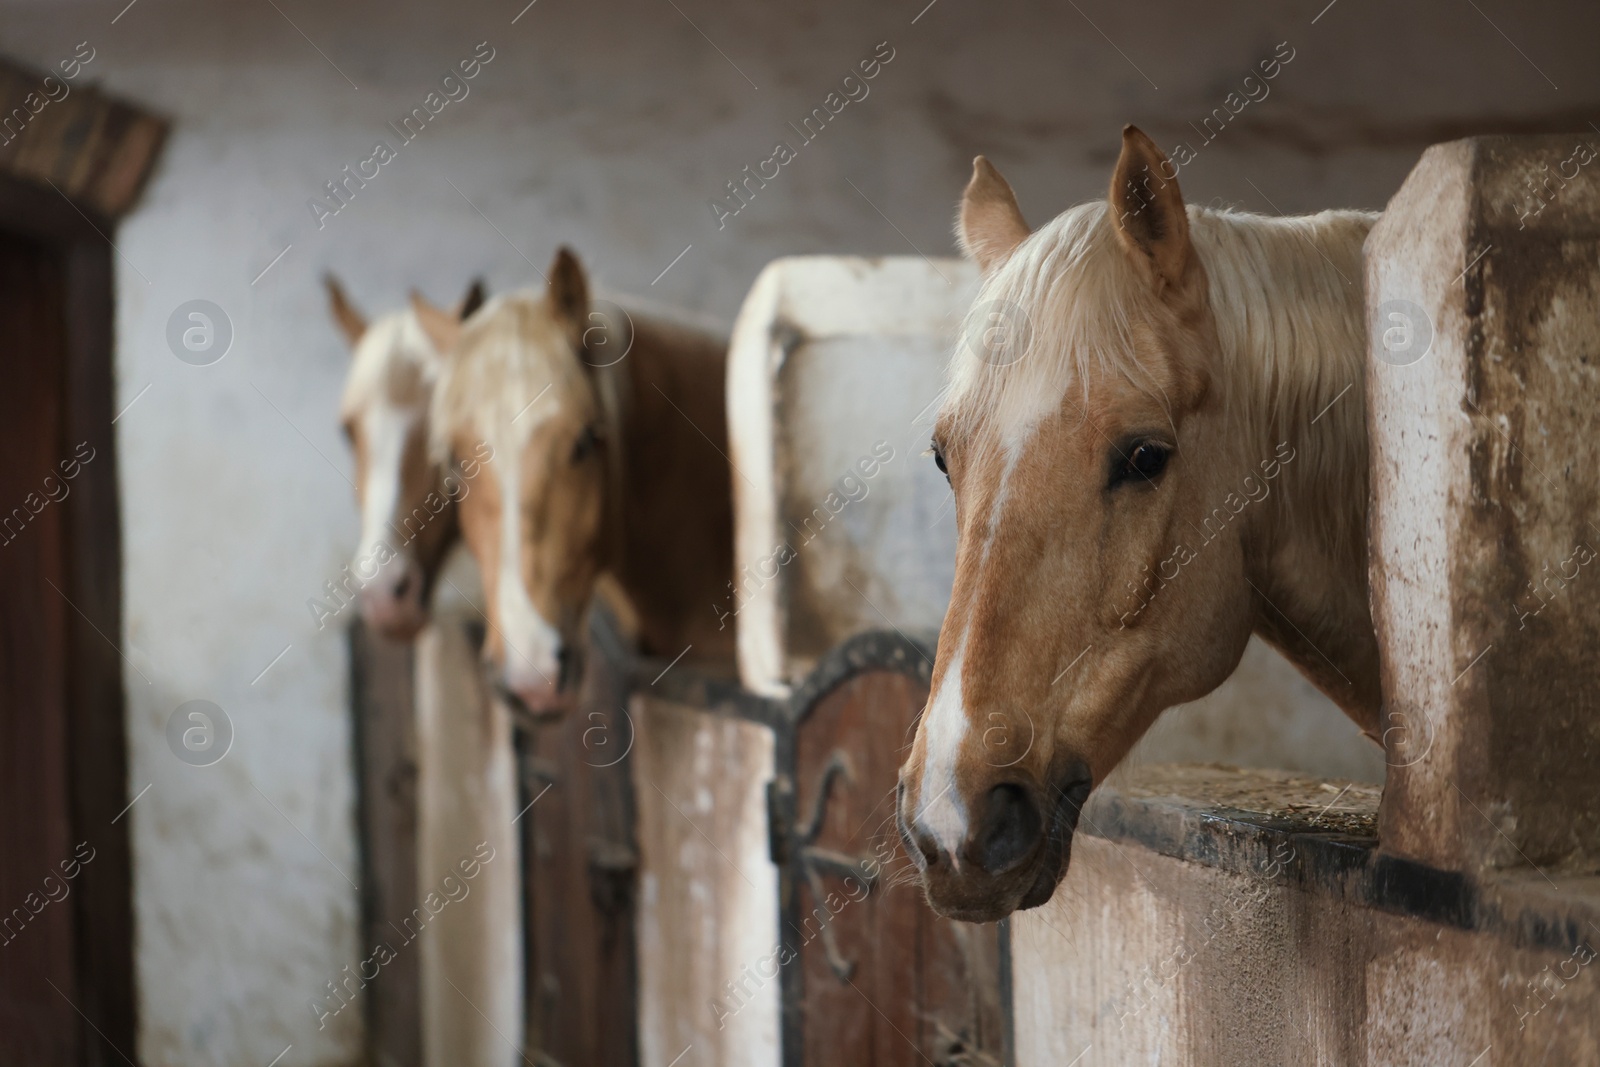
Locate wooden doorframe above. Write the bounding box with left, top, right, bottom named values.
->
left=0, top=173, right=134, bottom=1064
left=0, top=52, right=164, bottom=1065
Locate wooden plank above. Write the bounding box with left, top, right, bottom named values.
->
left=632, top=694, right=779, bottom=1067
left=519, top=615, right=640, bottom=1067
left=412, top=616, right=522, bottom=1067
left=349, top=621, right=423, bottom=1067
left=0, top=55, right=167, bottom=219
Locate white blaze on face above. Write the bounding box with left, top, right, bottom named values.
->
left=492, top=428, right=562, bottom=692
left=917, top=638, right=971, bottom=856
left=914, top=448, right=1019, bottom=857
left=343, top=309, right=443, bottom=588
left=353, top=400, right=417, bottom=582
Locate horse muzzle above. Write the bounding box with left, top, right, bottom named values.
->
left=358, top=556, right=429, bottom=640
left=897, top=767, right=1092, bottom=923
left=491, top=642, right=582, bottom=723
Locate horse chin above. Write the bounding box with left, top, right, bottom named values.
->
left=494, top=682, right=569, bottom=724
left=493, top=642, right=584, bottom=725
left=362, top=603, right=428, bottom=642
left=922, top=865, right=1054, bottom=923
left=921, top=838, right=1073, bottom=923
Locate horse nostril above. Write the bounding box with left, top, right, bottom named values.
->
left=970, top=783, right=1044, bottom=875
left=393, top=573, right=412, bottom=599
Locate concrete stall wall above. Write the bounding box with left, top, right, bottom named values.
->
left=632, top=697, right=780, bottom=1067
left=1, top=0, right=1598, bottom=1063
left=412, top=600, right=522, bottom=1067
left=1014, top=819, right=1600, bottom=1066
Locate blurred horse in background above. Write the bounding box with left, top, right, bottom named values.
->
left=330, top=275, right=485, bottom=638
left=426, top=247, right=733, bottom=716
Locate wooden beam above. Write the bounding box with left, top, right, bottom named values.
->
left=0, top=54, right=167, bottom=219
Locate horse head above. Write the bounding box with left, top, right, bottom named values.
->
left=332, top=274, right=485, bottom=639
left=428, top=248, right=613, bottom=718
left=897, top=127, right=1379, bottom=922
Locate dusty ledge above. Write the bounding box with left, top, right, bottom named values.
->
left=1083, top=763, right=1600, bottom=955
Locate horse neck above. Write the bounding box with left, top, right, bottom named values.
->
left=600, top=315, right=735, bottom=657
left=1208, top=209, right=1383, bottom=732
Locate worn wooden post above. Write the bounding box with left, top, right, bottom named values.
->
left=1367, top=135, right=1600, bottom=874
left=349, top=621, right=423, bottom=1067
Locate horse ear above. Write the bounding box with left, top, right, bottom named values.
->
left=324, top=274, right=367, bottom=347
left=1108, top=125, right=1194, bottom=292
left=958, top=157, right=1030, bottom=273
left=455, top=278, right=487, bottom=321
left=411, top=290, right=463, bottom=355
left=547, top=247, right=589, bottom=345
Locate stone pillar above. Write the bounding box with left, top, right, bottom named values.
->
left=1367, top=135, right=1600, bottom=873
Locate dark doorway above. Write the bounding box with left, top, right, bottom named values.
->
left=0, top=176, right=137, bottom=1067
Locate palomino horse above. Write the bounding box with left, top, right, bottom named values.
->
left=898, top=126, right=1382, bottom=922
left=330, top=275, right=485, bottom=638
left=424, top=248, right=733, bottom=715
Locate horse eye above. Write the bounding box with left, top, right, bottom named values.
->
left=1114, top=442, right=1171, bottom=486
left=571, top=427, right=598, bottom=464
left=931, top=441, right=949, bottom=482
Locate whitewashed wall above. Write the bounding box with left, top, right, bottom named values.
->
left=1, top=0, right=1597, bottom=1063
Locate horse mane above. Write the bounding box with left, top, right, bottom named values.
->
left=945, top=200, right=1378, bottom=554
left=339, top=307, right=440, bottom=417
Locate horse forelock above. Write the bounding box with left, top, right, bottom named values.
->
left=340, top=309, right=438, bottom=419
left=941, top=200, right=1376, bottom=551
left=942, top=202, right=1151, bottom=458
left=429, top=290, right=598, bottom=462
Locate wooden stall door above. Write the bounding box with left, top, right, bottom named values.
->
left=518, top=613, right=639, bottom=1067
left=792, top=668, right=1006, bottom=1067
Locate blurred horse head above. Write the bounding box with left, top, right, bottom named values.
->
left=427, top=247, right=734, bottom=718
left=331, top=275, right=485, bottom=639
